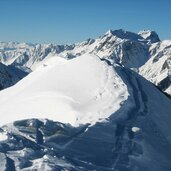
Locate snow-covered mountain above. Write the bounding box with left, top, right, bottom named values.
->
left=0, top=54, right=128, bottom=126
left=0, top=29, right=159, bottom=71
left=0, top=41, right=69, bottom=71
left=138, top=30, right=160, bottom=43
left=0, top=54, right=171, bottom=170
left=140, top=40, right=171, bottom=95
left=0, top=62, right=27, bottom=90
left=0, top=30, right=171, bottom=170
left=2, top=29, right=169, bottom=96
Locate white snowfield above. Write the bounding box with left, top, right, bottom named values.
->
left=0, top=54, right=128, bottom=126
left=0, top=132, right=8, bottom=141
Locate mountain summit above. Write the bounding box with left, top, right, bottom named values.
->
left=105, top=29, right=143, bottom=41
left=138, top=30, right=160, bottom=43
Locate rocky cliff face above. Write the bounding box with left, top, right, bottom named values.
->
left=0, top=62, right=27, bottom=90
left=140, top=40, right=171, bottom=96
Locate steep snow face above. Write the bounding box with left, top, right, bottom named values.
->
left=140, top=40, right=171, bottom=95
left=138, top=30, right=160, bottom=43
left=0, top=62, right=27, bottom=90
left=0, top=54, right=128, bottom=126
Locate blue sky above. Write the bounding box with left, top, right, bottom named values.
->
left=0, top=0, right=171, bottom=44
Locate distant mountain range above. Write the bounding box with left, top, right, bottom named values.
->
left=0, top=29, right=170, bottom=96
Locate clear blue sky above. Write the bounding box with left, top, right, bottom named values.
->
left=0, top=0, right=171, bottom=44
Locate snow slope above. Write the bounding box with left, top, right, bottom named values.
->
left=0, top=63, right=171, bottom=170
left=0, top=54, right=128, bottom=126
left=0, top=132, right=8, bottom=141
left=1, top=29, right=171, bottom=170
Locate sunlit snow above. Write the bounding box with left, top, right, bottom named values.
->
left=0, top=54, right=128, bottom=126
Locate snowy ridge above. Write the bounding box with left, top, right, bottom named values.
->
left=0, top=54, right=128, bottom=126
left=0, top=63, right=171, bottom=170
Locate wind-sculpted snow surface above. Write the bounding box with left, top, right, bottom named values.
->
left=0, top=54, right=128, bottom=126
left=0, top=66, right=171, bottom=171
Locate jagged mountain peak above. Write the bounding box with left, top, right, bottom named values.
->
left=138, top=29, right=160, bottom=43
left=105, top=29, right=143, bottom=41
